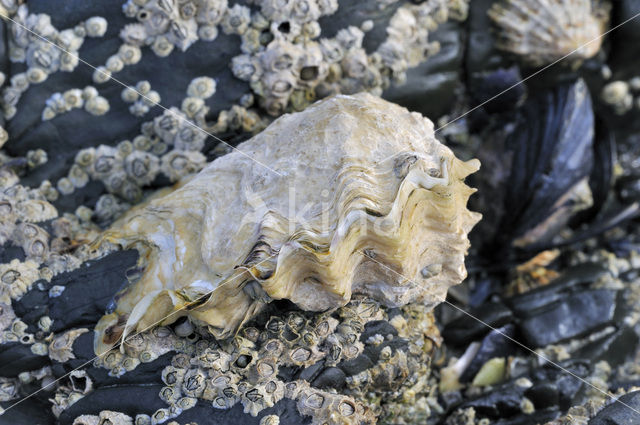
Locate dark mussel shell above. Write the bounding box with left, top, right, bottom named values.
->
left=472, top=79, right=595, bottom=258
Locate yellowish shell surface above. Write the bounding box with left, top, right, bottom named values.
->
left=489, top=0, right=610, bottom=66
left=94, top=93, right=481, bottom=354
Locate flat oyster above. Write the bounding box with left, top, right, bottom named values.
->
left=94, top=93, right=481, bottom=354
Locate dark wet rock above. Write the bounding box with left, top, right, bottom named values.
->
left=297, top=361, right=325, bottom=383
left=48, top=250, right=138, bottom=332
left=12, top=250, right=138, bottom=333
left=338, top=354, right=375, bottom=376
left=531, top=360, right=590, bottom=411
left=457, top=383, right=526, bottom=419
left=460, top=324, right=518, bottom=383
left=589, top=390, right=640, bottom=425
left=439, top=390, right=463, bottom=412
left=465, top=0, right=507, bottom=74
left=0, top=397, right=55, bottom=425
left=312, top=367, right=346, bottom=390
left=506, top=263, right=609, bottom=316
left=57, top=384, right=167, bottom=424
left=0, top=244, right=25, bottom=263
left=175, top=399, right=310, bottom=425
left=443, top=301, right=514, bottom=347
left=576, top=326, right=640, bottom=368
left=492, top=408, right=561, bottom=425
left=59, top=389, right=309, bottom=425
left=525, top=382, right=560, bottom=410
left=0, top=342, right=48, bottom=377
left=469, top=67, right=526, bottom=115
left=518, top=289, right=617, bottom=348
left=361, top=320, right=398, bottom=342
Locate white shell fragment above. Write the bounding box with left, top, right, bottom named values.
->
left=94, top=93, right=481, bottom=354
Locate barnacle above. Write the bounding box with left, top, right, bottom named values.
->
left=84, top=16, right=108, bottom=37
left=488, top=0, right=611, bottom=66
left=84, top=95, right=110, bottom=116
left=93, top=93, right=480, bottom=354
left=187, top=76, right=217, bottom=99
left=49, top=328, right=89, bottom=362
left=221, top=4, right=251, bottom=35
left=0, top=259, right=40, bottom=303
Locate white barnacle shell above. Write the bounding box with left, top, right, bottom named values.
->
left=93, top=93, right=481, bottom=354
left=167, top=16, right=199, bottom=52
left=106, top=55, right=125, bottom=73
left=49, top=329, right=89, bottom=362
left=118, top=44, right=143, bottom=65
left=0, top=259, right=40, bottom=304
left=0, top=126, right=8, bottom=149
left=26, top=67, right=48, bottom=84
left=122, top=87, right=140, bottom=103
left=63, top=88, right=84, bottom=108
left=601, top=80, right=633, bottom=115
left=159, top=149, right=207, bottom=181
left=151, top=35, right=175, bottom=57
left=260, top=0, right=293, bottom=23
left=198, top=24, right=219, bottom=41
left=221, top=4, right=251, bottom=35
left=85, top=95, right=110, bottom=116
left=16, top=199, right=57, bottom=223
left=124, top=151, right=160, bottom=186
left=488, top=0, right=611, bottom=67
left=187, top=76, right=217, bottom=99
left=196, top=0, right=228, bottom=25
left=92, top=66, right=111, bottom=84
left=231, top=54, right=262, bottom=82
left=120, top=23, right=148, bottom=46
left=85, top=16, right=108, bottom=38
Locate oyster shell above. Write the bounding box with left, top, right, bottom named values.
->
left=94, top=93, right=480, bottom=354
left=488, top=0, right=610, bottom=66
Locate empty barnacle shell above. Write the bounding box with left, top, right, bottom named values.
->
left=488, top=0, right=611, bottom=67
left=92, top=93, right=480, bottom=355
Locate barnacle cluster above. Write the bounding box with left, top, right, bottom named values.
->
left=488, top=0, right=611, bottom=67
left=231, top=0, right=469, bottom=116
left=87, top=297, right=438, bottom=424
left=1, top=5, right=108, bottom=121
left=122, top=81, right=162, bottom=117
left=600, top=78, right=640, bottom=115
left=42, top=86, right=110, bottom=121
left=92, top=93, right=480, bottom=355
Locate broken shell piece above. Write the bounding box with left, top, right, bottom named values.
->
left=93, top=93, right=480, bottom=354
